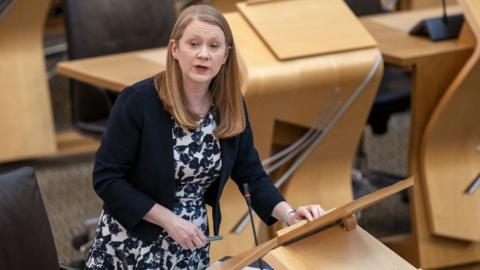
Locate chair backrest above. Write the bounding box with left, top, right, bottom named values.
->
left=344, top=0, right=385, bottom=16
left=0, top=167, right=59, bottom=270
left=0, top=0, right=14, bottom=21
left=62, top=0, right=176, bottom=136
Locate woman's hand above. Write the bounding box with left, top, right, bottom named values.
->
left=287, top=204, right=325, bottom=226
left=162, top=214, right=208, bottom=250
left=144, top=204, right=207, bottom=250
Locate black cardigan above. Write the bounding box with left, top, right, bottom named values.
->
left=93, top=77, right=285, bottom=242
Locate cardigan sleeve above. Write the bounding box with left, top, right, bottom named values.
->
left=230, top=103, right=285, bottom=225
left=92, top=87, right=156, bottom=230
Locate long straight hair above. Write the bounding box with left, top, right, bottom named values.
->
left=157, top=5, right=245, bottom=139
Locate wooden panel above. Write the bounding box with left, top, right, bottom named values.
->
left=237, top=0, right=376, bottom=60
left=420, top=0, right=480, bottom=241
left=0, top=0, right=56, bottom=163
left=265, top=226, right=418, bottom=270
left=277, top=178, right=413, bottom=246
left=57, top=48, right=167, bottom=92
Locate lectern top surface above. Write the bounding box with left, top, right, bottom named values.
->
left=237, top=0, right=377, bottom=60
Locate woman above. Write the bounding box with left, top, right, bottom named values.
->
left=86, top=4, right=324, bottom=270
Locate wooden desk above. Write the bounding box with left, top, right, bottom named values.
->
left=362, top=6, right=480, bottom=269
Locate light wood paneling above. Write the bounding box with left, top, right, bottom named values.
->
left=237, top=0, right=376, bottom=60
left=57, top=48, right=167, bottom=92
left=420, top=0, right=480, bottom=242
left=0, top=0, right=56, bottom=163
left=265, top=226, right=417, bottom=270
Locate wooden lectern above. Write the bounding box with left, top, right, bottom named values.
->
left=210, top=178, right=417, bottom=270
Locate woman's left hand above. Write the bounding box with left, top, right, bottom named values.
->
left=287, top=204, right=325, bottom=225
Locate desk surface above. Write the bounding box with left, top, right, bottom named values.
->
left=360, top=6, right=473, bottom=66
left=57, top=48, right=167, bottom=92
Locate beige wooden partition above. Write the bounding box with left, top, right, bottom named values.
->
left=417, top=0, right=480, bottom=266
left=421, top=0, right=480, bottom=243
left=0, top=0, right=56, bottom=162
left=209, top=0, right=383, bottom=261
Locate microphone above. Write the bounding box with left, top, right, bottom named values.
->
left=442, top=0, right=448, bottom=23
left=409, top=0, right=464, bottom=41
left=243, top=183, right=265, bottom=270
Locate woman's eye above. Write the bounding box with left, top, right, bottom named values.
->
left=189, top=42, right=198, bottom=48
left=210, top=44, right=219, bottom=49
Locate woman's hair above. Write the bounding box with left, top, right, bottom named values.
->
left=157, top=4, right=245, bottom=139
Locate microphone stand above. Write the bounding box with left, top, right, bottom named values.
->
left=409, top=0, right=464, bottom=41
left=243, top=183, right=265, bottom=270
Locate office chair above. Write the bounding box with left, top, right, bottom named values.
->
left=0, top=167, right=78, bottom=270
left=344, top=0, right=412, bottom=195
left=63, top=0, right=176, bottom=137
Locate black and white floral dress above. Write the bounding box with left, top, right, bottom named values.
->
left=85, top=109, right=221, bottom=270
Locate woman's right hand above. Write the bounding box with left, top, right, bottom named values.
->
left=162, top=214, right=208, bottom=250
left=144, top=203, right=207, bottom=250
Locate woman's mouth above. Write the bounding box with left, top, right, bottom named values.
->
left=194, top=65, right=209, bottom=73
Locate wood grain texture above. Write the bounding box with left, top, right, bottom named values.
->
left=277, top=178, right=413, bottom=246
left=265, top=226, right=418, bottom=270
left=237, top=0, right=376, bottom=60
left=209, top=238, right=278, bottom=270
left=57, top=48, right=167, bottom=92
left=420, top=0, right=480, bottom=242
left=0, top=0, right=56, bottom=163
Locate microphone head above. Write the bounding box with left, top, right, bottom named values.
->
left=243, top=183, right=250, bottom=194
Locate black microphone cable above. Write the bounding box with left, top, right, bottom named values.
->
left=243, top=183, right=265, bottom=270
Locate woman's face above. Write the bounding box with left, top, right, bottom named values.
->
left=171, top=19, right=229, bottom=90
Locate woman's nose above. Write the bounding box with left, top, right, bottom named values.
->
left=197, top=45, right=210, bottom=59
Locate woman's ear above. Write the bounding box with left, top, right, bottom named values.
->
left=223, top=46, right=230, bottom=64
left=170, top=39, right=178, bottom=59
